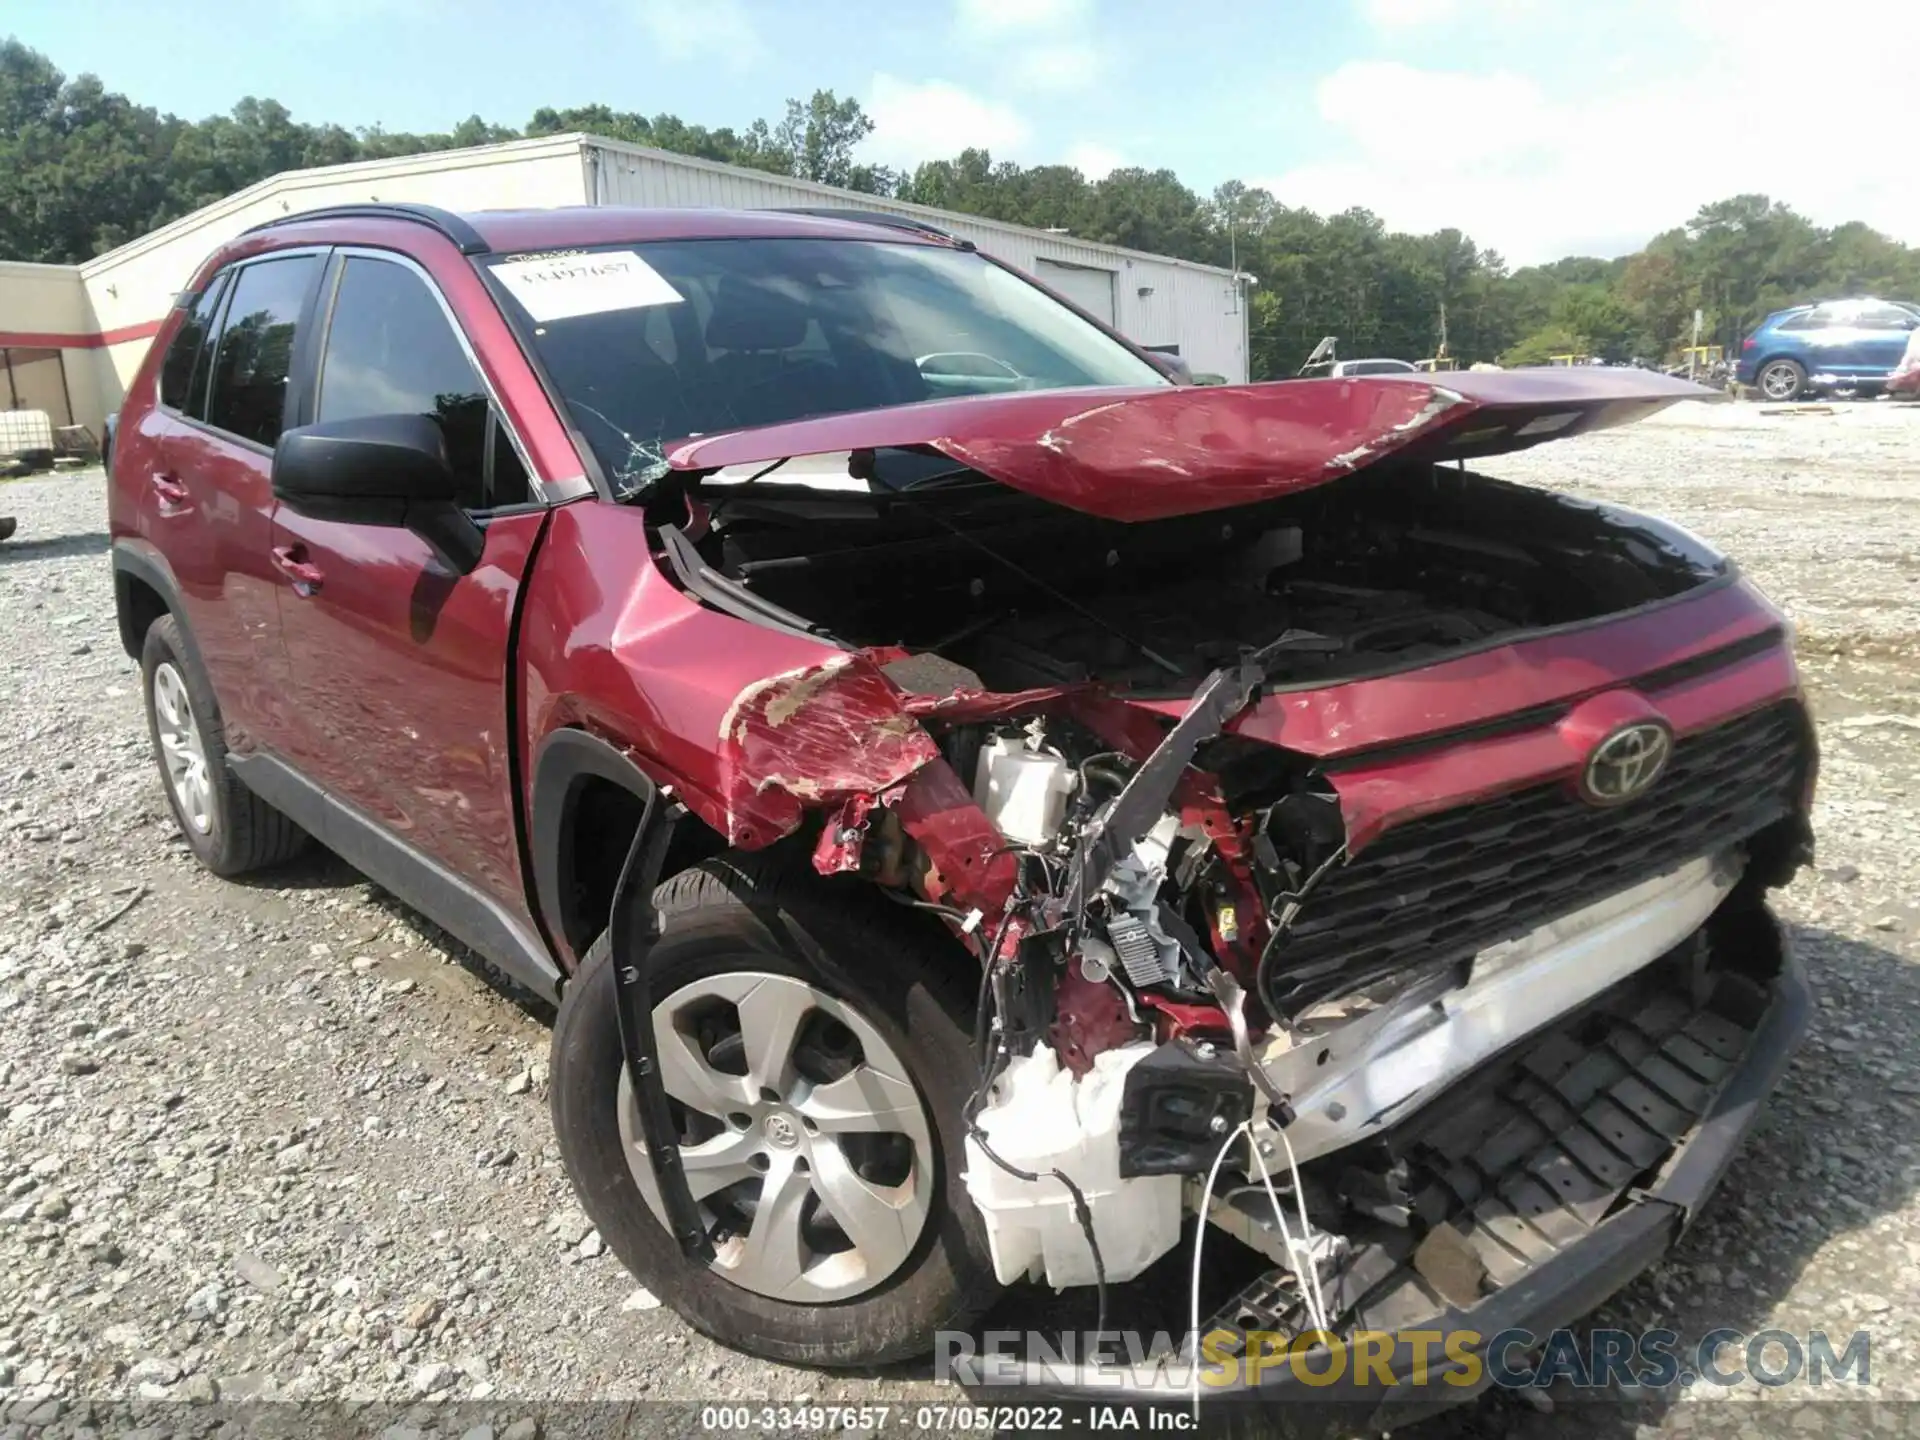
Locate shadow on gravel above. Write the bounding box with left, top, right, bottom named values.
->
left=0, top=529, right=109, bottom=562
left=235, top=841, right=560, bottom=1023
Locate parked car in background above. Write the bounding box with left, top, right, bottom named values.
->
left=1295, top=338, right=1419, bottom=379
left=108, top=202, right=1815, bottom=1420
left=1325, top=356, right=1417, bottom=377
left=1737, top=298, right=1920, bottom=400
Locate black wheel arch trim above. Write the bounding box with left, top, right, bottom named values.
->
left=227, top=749, right=564, bottom=1004
left=112, top=540, right=193, bottom=664
left=531, top=727, right=666, bottom=962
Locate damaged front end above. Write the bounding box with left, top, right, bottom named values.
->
left=628, top=371, right=1815, bottom=1388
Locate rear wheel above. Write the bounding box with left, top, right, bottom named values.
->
left=140, top=614, right=308, bottom=876
left=549, top=856, right=999, bottom=1365
left=1756, top=357, right=1806, bottom=401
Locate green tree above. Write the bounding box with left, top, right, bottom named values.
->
left=769, top=89, right=891, bottom=192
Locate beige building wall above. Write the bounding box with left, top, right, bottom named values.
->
left=0, top=260, right=100, bottom=435
left=0, top=260, right=93, bottom=335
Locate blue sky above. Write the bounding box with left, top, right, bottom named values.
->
left=9, top=0, right=1912, bottom=264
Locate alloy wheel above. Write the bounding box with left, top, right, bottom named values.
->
left=1760, top=362, right=1801, bottom=400
left=152, top=662, right=214, bottom=834
left=618, top=971, right=935, bottom=1303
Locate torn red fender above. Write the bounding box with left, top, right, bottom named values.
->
left=716, top=654, right=942, bottom=847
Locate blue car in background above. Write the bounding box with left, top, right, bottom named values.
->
left=1738, top=298, right=1920, bottom=400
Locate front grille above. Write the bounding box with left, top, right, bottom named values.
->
left=1259, top=701, right=1807, bottom=1013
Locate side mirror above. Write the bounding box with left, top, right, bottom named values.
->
left=272, top=414, right=483, bottom=574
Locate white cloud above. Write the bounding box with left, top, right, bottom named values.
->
left=635, top=0, right=764, bottom=67
left=1267, top=3, right=1920, bottom=263
left=1357, top=0, right=1458, bottom=29
left=955, top=0, right=1091, bottom=37
left=1012, top=42, right=1101, bottom=92
left=862, top=75, right=1033, bottom=168
left=955, top=0, right=1103, bottom=90
left=1066, top=142, right=1125, bottom=180
left=1358, top=0, right=1539, bottom=33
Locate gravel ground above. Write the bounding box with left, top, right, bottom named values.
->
left=1, top=400, right=1917, bottom=1438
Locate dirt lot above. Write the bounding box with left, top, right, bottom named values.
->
left=1, top=400, right=1918, bottom=1437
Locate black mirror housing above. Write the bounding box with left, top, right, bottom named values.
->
left=272, top=414, right=483, bottom=574
left=273, top=414, right=458, bottom=514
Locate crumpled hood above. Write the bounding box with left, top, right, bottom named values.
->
left=666, top=369, right=1720, bottom=523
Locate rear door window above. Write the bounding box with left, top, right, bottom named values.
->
left=316, top=255, right=529, bottom=510
left=159, top=273, right=231, bottom=415
left=203, top=255, right=322, bottom=447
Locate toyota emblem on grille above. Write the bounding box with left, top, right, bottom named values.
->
left=1580, top=721, right=1673, bottom=805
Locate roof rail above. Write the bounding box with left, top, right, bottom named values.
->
left=241, top=202, right=490, bottom=256
left=770, top=206, right=975, bottom=250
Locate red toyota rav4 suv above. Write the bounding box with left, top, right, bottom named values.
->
left=109, top=202, right=1814, bottom=1412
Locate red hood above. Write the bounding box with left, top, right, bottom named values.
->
left=666, top=369, right=1719, bottom=523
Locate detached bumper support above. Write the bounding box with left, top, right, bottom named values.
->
left=608, top=796, right=714, bottom=1263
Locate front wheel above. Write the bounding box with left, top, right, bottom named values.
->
left=1756, top=357, right=1807, bottom=401
left=549, top=856, right=1000, bottom=1366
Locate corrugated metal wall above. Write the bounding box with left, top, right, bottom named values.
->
left=586, top=140, right=1248, bottom=383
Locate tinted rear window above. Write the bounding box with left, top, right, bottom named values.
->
left=159, top=274, right=229, bottom=414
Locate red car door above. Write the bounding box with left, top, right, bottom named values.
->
left=266, top=248, right=546, bottom=914
left=133, top=251, right=327, bottom=754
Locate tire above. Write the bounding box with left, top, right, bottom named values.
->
left=1756, top=357, right=1806, bottom=401
left=140, top=614, right=308, bottom=877
left=550, top=855, right=1000, bottom=1366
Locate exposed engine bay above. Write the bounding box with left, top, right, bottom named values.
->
left=647, top=441, right=1814, bottom=1353
left=687, top=457, right=1719, bottom=694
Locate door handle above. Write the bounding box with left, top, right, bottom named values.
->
left=150, top=472, right=191, bottom=513
left=271, top=544, right=325, bottom=595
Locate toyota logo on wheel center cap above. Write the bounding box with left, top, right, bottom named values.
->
left=1580, top=720, right=1674, bottom=805
left=762, top=1113, right=801, bottom=1149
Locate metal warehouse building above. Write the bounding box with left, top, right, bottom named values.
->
left=0, top=133, right=1250, bottom=437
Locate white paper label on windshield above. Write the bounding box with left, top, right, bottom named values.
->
left=489, top=250, right=683, bottom=323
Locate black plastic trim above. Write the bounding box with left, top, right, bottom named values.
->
left=770, top=207, right=973, bottom=248
left=227, top=751, right=562, bottom=1002
left=606, top=797, right=715, bottom=1263
left=243, top=203, right=491, bottom=256
left=658, top=523, right=838, bottom=646
left=529, top=728, right=662, bottom=961
left=111, top=541, right=189, bottom=662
